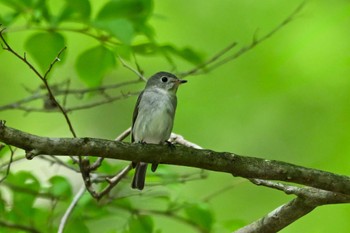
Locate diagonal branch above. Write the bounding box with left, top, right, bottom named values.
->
left=234, top=197, right=315, bottom=233
left=58, top=184, right=86, bottom=233
left=236, top=180, right=350, bottom=233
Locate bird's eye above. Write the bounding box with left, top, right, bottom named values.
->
left=161, top=76, right=168, bottom=83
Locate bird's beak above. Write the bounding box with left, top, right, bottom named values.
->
left=178, top=79, right=187, bottom=85
left=173, top=79, right=187, bottom=88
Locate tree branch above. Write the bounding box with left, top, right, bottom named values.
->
left=1, top=121, right=350, bottom=196
left=58, top=184, right=86, bottom=233
left=234, top=197, right=315, bottom=233
left=236, top=180, right=350, bottom=232
left=250, top=179, right=350, bottom=204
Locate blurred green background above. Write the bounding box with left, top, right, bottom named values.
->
left=1, top=0, right=350, bottom=232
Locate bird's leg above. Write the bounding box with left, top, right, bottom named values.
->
left=152, top=140, right=175, bottom=172
left=165, top=140, right=176, bottom=150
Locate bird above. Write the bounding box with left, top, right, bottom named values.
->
left=131, top=71, right=187, bottom=190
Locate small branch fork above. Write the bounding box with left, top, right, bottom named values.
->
left=82, top=128, right=132, bottom=200
left=0, top=26, right=75, bottom=137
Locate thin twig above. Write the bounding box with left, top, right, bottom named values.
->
left=118, top=55, right=147, bottom=81
left=38, top=155, right=80, bottom=173
left=234, top=197, right=315, bottom=233
left=65, top=91, right=139, bottom=112
left=132, top=52, right=144, bottom=78
left=180, top=42, right=238, bottom=77
left=0, top=89, right=140, bottom=113
left=145, top=169, right=208, bottom=188
left=115, top=127, right=131, bottom=141
left=84, top=127, right=132, bottom=200
left=0, top=146, right=14, bottom=183
left=58, top=184, right=86, bottom=233
left=0, top=27, right=77, bottom=138
left=62, top=79, right=70, bottom=107
left=60, top=79, right=141, bottom=96
left=0, top=155, right=25, bottom=170
left=97, top=164, right=133, bottom=200
left=181, top=1, right=306, bottom=77
left=202, top=182, right=244, bottom=202
left=43, top=47, right=67, bottom=80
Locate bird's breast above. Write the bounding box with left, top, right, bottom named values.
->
left=132, top=89, right=177, bottom=144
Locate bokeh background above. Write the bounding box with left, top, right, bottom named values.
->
left=1, top=0, right=350, bottom=232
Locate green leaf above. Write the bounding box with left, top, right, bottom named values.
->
left=0, top=144, right=9, bottom=158
left=31, top=207, right=54, bottom=232
left=0, top=0, right=32, bottom=11
left=222, top=219, right=247, bottom=231
left=127, top=215, right=154, bottom=233
left=94, top=0, right=153, bottom=43
left=25, top=32, right=66, bottom=72
left=0, top=11, right=20, bottom=25
left=48, top=175, right=72, bottom=198
left=162, top=45, right=204, bottom=65
left=184, top=203, right=214, bottom=231
left=132, top=43, right=204, bottom=65
left=6, top=171, right=41, bottom=216
left=65, top=218, right=90, bottom=233
left=0, top=190, right=5, bottom=214
left=7, top=171, right=40, bottom=192
left=58, top=0, right=91, bottom=23
left=132, top=43, right=157, bottom=55
left=96, top=0, right=153, bottom=23
left=114, top=197, right=133, bottom=209
left=0, top=0, right=50, bottom=22
left=94, top=18, right=134, bottom=44
left=76, top=45, right=116, bottom=87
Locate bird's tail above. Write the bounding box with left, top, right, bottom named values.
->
left=131, top=162, right=148, bottom=190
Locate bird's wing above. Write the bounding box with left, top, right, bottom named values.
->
left=131, top=90, right=144, bottom=143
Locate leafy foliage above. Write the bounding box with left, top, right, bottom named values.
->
left=76, top=45, right=116, bottom=87
left=127, top=215, right=154, bottom=233
left=2, top=1, right=350, bottom=233
left=184, top=203, right=214, bottom=232
left=25, top=32, right=66, bottom=72
left=0, top=165, right=214, bottom=233
left=0, top=0, right=203, bottom=86
left=56, top=0, right=91, bottom=24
